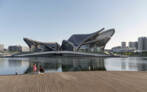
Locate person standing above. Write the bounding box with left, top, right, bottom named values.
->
left=33, top=64, right=37, bottom=74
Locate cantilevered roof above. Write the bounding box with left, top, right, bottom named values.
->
left=64, top=28, right=115, bottom=50
left=67, top=28, right=105, bottom=46
left=23, top=38, right=60, bottom=47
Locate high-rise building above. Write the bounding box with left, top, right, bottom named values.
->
left=0, top=44, right=4, bottom=51
left=129, top=41, right=138, bottom=49
left=133, top=42, right=138, bottom=49
left=144, top=38, right=147, bottom=50
left=129, top=42, right=133, bottom=48
left=121, top=42, right=126, bottom=48
left=138, top=37, right=143, bottom=50
left=138, top=37, right=147, bottom=50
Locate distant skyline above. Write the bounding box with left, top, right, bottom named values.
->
left=0, top=0, right=147, bottom=49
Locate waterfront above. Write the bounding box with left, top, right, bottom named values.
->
left=0, top=71, right=147, bottom=92
left=0, top=57, right=147, bottom=75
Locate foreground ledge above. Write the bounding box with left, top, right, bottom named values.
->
left=0, top=71, right=147, bottom=92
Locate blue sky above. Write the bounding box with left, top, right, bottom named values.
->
left=0, top=0, right=147, bottom=49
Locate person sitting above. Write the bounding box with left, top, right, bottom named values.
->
left=39, top=65, right=45, bottom=73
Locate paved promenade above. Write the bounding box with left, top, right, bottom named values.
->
left=0, top=71, right=147, bottom=92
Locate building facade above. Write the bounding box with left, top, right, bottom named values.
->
left=24, top=38, right=60, bottom=52
left=138, top=37, right=147, bottom=51
left=24, top=28, right=115, bottom=53
left=8, top=46, right=29, bottom=52
left=8, top=46, right=22, bottom=52
left=132, top=42, right=138, bottom=49
left=129, top=42, right=133, bottom=48
left=21, top=46, right=30, bottom=52
left=121, top=42, right=126, bottom=48
left=0, top=44, right=4, bottom=52
left=61, top=28, right=115, bottom=52
left=129, top=41, right=138, bottom=49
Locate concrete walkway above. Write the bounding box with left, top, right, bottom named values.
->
left=0, top=71, right=147, bottom=92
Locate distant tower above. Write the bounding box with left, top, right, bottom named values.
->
left=0, top=44, right=4, bottom=51
left=133, top=42, right=138, bottom=49
left=144, top=37, right=147, bottom=50
left=138, top=37, right=147, bottom=50
left=138, top=37, right=144, bottom=50
left=121, top=42, right=126, bottom=48
left=129, top=42, right=133, bottom=48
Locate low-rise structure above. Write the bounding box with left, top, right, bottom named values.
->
left=0, top=44, right=4, bottom=52
left=112, top=46, right=121, bottom=53
left=112, top=47, right=136, bottom=53
left=8, top=45, right=29, bottom=52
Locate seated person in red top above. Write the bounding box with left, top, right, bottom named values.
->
left=39, top=65, right=45, bottom=73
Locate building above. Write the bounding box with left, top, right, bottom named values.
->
left=129, top=42, right=133, bottom=48
left=121, top=42, right=126, bottom=48
left=112, top=46, right=136, bottom=53
left=112, top=41, right=138, bottom=53
left=132, top=42, right=138, bottom=49
left=8, top=46, right=29, bottom=52
left=129, top=41, right=138, bottom=49
left=21, top=46, right=30, bottom=52
left=8, top=46, right=22, bottom=52
left=0, top=44, right=4, bottom=52
left=144, top=38, right=147, bottom=50
left=24, top=28, right=115, bottom=53
left=112, top=46, right=121, bottom=53
left=24, top=38, right=60, bottom=52
left=138, top=37, right=147, bottom=51
left=61, top=28, right=115, bottom=52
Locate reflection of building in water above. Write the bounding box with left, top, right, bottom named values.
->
left=137, top=58, right=147, bottom=71
left=90, top=58, right=106, bottom=70
left=24, top=57, right=60, bottom=73
left=0, top=58, right=4, bottom=67
left=120, top=58, right=146, bottom=71
left=121, top=61, right=126, bottom=70
left=128, top=62, right=137, bottom=70
left=121, top=58, right=127, bottom=70
left=62, top=58, right=106, bottom=72
left=23, top=57, right=106, bottom=73
left=137, top=64, right=147, bottom=71
left=8, top=59, right=22, bottom=68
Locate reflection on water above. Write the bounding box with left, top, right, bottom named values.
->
left=61, top=58, right=105, bottom=72
left=0, top=57, right=147, bottom=75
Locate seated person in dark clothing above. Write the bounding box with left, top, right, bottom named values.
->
left=39, top=65, right=45, bottom=73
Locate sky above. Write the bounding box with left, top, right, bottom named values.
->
left=0, top=0, right=147, bottom=49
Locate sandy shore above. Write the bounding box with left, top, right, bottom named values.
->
left=0, top=71, right=147, bottom=92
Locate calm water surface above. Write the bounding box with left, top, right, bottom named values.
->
left=0, top=57, right=147, bottom=75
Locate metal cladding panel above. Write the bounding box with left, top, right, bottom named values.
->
left=23, top=38, right=60, bottom=51
left=97, top=29, right=115, bottom=40
left=67, top=28, right=115, bottom=49
left=68, top=34, right=91, bottom=46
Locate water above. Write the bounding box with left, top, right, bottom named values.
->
left=0, top=57, right=147, bottom=75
